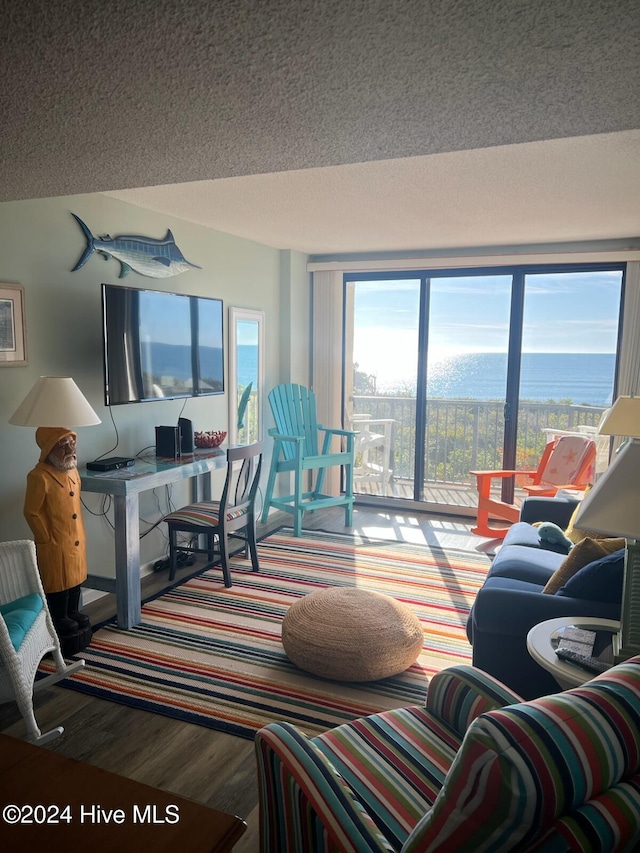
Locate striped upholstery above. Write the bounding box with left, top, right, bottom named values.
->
left=315, top=706, right=459, bottom=849
left=255, top=659, right=640, bottom=853
left=533, top=780, right=640, bottom=852
left=424, top=663, right=523, bottom=735
left=165, top=500, right=248, bottom=527
left=312, top=665, right=525, bottom=850
left=410, top=658, right=640, bottom=852
left=256, top=723, right=394, bottom=853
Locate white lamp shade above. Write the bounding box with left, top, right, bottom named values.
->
left=9, top=376, right=101, bottom=427
left=572, top=439, right=640, bottom=539
left=598, top=395, right=640, bottom=438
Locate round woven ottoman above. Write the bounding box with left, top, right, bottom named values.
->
left=281, top=587, right=423, bottom=681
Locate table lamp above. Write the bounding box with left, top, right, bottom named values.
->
left=9, top=376, right=101, bottom=428
left=597, top=394, right=640, bottom=451
left=572, top=438, right=640, bottom=663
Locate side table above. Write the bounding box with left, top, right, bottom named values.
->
left=526, top=616, right=620, bottom=690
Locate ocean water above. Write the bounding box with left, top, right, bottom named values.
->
left=425, top=352, right=616, bottom=406
left=237, top=344, right=259, bottom=388
left=240, top=344, right=616, bottom=407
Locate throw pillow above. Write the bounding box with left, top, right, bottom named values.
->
left=542, top=537, right=626, bottom=594
left=556, top=548, right=625, bottom=603
left=564, top=492, right=609, bottom=544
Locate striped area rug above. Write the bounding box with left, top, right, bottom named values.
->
left=50, top=528, right=491, bottom=739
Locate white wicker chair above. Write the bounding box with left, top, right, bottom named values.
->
left=0, top=540, right=85, bottom=744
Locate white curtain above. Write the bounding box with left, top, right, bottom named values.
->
left=617, top=261, right=640, bottom=396
left=311, top=270, right=344, bottom=495
left=603, top=261, right=640, bottom=456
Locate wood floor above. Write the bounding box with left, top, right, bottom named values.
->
left=0, top=507, right=493, bottom=852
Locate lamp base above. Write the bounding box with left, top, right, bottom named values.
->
left=613, top=542, right=640, bottom=664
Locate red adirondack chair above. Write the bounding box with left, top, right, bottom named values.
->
left=470, top=434, right=597, bottom=538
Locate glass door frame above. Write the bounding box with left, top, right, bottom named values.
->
left=343, top=262, right=626, bottom=513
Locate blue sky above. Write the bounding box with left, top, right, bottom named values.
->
left=139, top=290, right=223, bottom=349
left=352, top=270, right=623, bottom=388
left=236, top=318, right=259, bottom=346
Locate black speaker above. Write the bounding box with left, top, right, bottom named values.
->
left=178, top=417, right=194, bottom=453
left=155, top=425, right=181, bottom=458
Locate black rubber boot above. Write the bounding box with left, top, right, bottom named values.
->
left=67, top=584, right=90, bottom=629
left=46, top=590, right=78, bottom=637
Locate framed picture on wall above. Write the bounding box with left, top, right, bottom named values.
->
left=0, top=283, right=27, bottom=366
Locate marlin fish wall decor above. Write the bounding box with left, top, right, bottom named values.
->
left=70, top=214, right=202, bottom=279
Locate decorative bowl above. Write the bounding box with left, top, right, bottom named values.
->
left=194, top=430, right=227, bottom=449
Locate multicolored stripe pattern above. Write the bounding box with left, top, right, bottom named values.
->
left=256, top=659, right=640, bottom=852
left=409, top=657, right=640, bottom=852
left=41, top=528, right=490, bottom=738
left=424, top=663, right=524, bottom=736
left=165, top=499, right=247, bottom=526
left=313, top=667, right=523, bottom=850
left=255, top=722, right=396, bottom=853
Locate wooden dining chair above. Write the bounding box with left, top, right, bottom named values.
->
left=164, top=442, right=263, bottom=586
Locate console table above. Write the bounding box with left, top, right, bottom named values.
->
left=81, top=451, right=227, bottom=629
left=0, top=733, right=246, bottom=850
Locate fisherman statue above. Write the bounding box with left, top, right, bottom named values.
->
left=23, top=427, right=92, bottom=655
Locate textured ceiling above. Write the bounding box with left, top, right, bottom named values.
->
left=2, top=0, right=639, bottom=253
left=107, top=130, right=640, bottom=254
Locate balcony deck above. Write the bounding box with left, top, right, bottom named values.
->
left=356, top=477, right=514, bottom=509
left=351, top=395, right=607, bottom=515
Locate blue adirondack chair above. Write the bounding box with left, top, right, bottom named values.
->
left=261, top=383, right=356, bottom=536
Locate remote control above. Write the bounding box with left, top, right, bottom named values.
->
left=555, top=647, right=610, bottom=674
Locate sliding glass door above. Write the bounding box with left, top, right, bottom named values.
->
left=344, top=279, right=420, bottom=499
left=344, top=265, right=624, bottom=513
left=423, top=274, right=513, bottom=506
left=514, top=269, right=624, bottom=497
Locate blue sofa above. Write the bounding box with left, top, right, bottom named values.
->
left=467, top=497, right=623, bottom=699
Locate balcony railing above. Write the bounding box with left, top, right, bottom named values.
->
left=352, top=395, right=606, bottom=488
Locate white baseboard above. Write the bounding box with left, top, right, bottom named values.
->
left=81, top=559, right=159, bottom=605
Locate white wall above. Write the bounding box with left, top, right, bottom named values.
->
left=0, top=193, right=309, bottom=580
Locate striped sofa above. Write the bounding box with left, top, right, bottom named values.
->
left=255, top=658, right=640, bottom=852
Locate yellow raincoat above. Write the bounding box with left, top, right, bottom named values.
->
left=23, top=427, right=88, bottom=593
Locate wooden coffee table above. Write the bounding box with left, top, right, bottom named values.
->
left=0, top=734, right=246, bottom=851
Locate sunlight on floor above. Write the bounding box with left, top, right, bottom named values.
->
left=358, top=512, right=494, bottom=552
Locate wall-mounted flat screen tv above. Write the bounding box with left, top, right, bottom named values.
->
left=102, top=283, right=224, bottom=405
